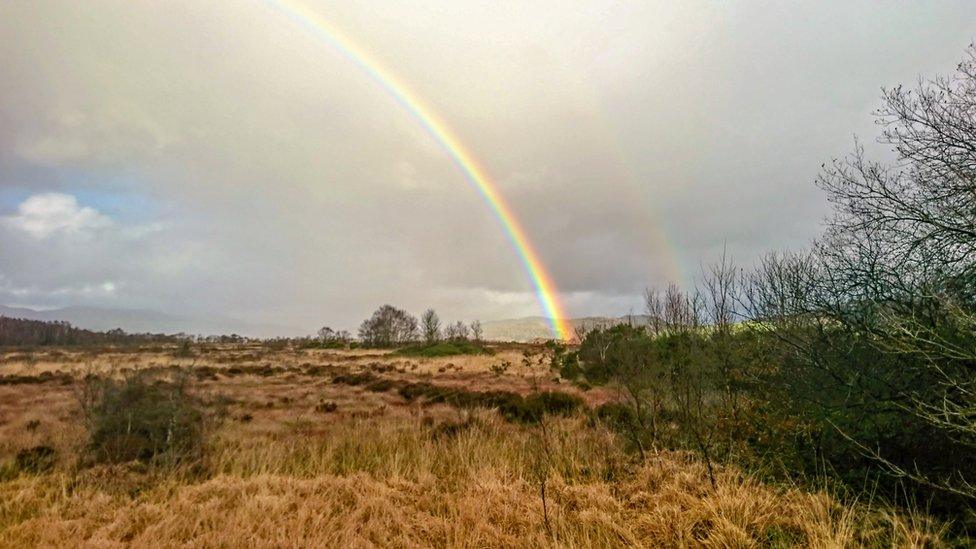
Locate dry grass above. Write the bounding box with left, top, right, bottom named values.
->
left=0, top=345, right=947, bottom=547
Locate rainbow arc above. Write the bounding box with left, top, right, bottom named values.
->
left=263, top=0, right=572, bottom=340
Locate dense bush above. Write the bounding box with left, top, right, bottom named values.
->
left=560, top=318, right=976, bottom=515
left=79, top=372, right=204, bottom=465
left=14, top=445, right=57, bottom=474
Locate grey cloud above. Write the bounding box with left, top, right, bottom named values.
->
left=1, top=1, right=974, bottom=331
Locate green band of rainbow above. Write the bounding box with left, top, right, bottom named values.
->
left=263, top=0, right=572, bottom=340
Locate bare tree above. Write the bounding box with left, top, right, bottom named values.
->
left=702, top=251, right=745, bottom=444
left=358, top=305, right=419, bottom=347
left=644, top=287, right=664, bottom=336
left=775, top=46, right=976, bottom=500
left=470, top=320, right=483, bottom=342
left=421, top=309, right=441, bottom=344
left=444, top=321, right=470, bottom=341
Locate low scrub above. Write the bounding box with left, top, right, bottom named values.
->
left=331, top=372, right=377, bottom=386
left=396, top=341, right=491, bottom=357
left=79, top=372, right=204, bottom=466
left=298, top=339, right=347, bottom=350
left=14, top=446, right=57, bottom=474
left=398, top=381, right=584, bottom=423
left=328, top=372, right=585, bottom=423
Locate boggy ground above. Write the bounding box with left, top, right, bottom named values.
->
left=0, top=344, right=946, bottom=547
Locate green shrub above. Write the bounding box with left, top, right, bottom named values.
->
left=393, top=380, right=584, bottom=424
left=80, top=372, right=204, bottom=465
left=173, top=340, right=194, bottom=358
left=525, top=391, right=584, bottom=417
left=396, top=341, right=492, bottom=357
left=298, top=339, right=347, bottom=350
left=365, top=378, right=397, bottom=392
left=331, top=372, right=377, bottom=386
left=593, top=402, right=637, bottom=427
left=15, top=445, right=57, bottom=474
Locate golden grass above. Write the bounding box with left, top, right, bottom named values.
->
left=0, top=346, right=948, bottom=547
left=0, top=344, right=533, bottom=377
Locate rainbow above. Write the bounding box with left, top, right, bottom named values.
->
left=262, top=0, right=572, bottom=340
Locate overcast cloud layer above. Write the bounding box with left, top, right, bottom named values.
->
left=1, top=1, right=974, bottom=334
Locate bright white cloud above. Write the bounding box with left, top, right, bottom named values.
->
left=3, top=193, right=112, bottom=239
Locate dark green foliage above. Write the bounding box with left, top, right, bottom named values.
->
left=80, top=372, right=204, bottom=465
left=174, top=340, right=194, bottom=358
left=304, top=364, right=342, bottom=377
left=0, top=372, right=74, bottom=386
left=329, top=373, right=584, bottom=424
left=525, top=391, right=584, bottom=417
left=567, top=324, right=658, bottom=385
left=331, top=372, right=377, bottom=386
left=395, top=341, right=491, bottom=357
left=315, top=400, right=338, bottom=413
left=395, top=381, right=582, bottom=423
left=365, top=378, right=397, bottom=392
left=15, top=445, right=57, bottom=474
left=561, top=315, right=976, bottom=520
left=750, top=323, right=976, bottom=514
left=593, top=402, right=638, bottom=431
left=222, top=364, right=286, bottom=377
left=428, top=415, right=479, bottom=439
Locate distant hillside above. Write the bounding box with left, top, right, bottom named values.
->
left=0, top=305, right=302, bottom=338
left=482, top=315, right=650, bottom=342
left=0, top=316, right=182, bottom=346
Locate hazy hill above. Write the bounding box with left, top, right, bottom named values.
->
left=0, top=305, right=301, bottom=338
left=0, top=304, right=648, bottom=342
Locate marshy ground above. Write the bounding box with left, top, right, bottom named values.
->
left=0, top=344, right=946, bottom=546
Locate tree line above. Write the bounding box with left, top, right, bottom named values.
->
left=0, top=316, right=184, bottom=347
left=350, top=305, right=482, bottom=347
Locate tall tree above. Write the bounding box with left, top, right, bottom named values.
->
left=470, top=320, right=483, bottom=342
left=421, top=309, right=441, bottom=344
left=358, top=305, right=419, bottom=347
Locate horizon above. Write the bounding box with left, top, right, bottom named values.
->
left=0, top=302, right=654, bottom=339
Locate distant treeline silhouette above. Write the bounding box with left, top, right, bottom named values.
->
left=0, top=316, right=183, bottom=347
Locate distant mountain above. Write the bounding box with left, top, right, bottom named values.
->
left=0, top=305, right=303, bottom=338
left=482, top=315, right=651, bottom=342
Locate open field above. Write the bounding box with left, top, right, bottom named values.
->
left=0, top=344, right=946, bottom=547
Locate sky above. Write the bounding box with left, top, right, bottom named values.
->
left=1, top=1, right=974, bottom=335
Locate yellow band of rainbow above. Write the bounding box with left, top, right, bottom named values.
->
left=263, top=0, right=572, bottom=340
